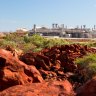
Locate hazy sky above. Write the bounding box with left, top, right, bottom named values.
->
left=0, top=0, right=96, bottom=31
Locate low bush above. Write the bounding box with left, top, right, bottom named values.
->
left=43, top=38, right=69, bottom=48
left=21, top=43, right=36, bottom=52
left=75, top=53, right=96, bottom=80
left=0, top=39, right=17, bottom=49
left=24, top=34, right=70, bottom=50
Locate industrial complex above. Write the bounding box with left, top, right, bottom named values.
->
left=28, top=24, right=96, bottom=38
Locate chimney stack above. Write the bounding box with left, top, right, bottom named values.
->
left=52, top=24, right=55, bottom=29
left=55, top=24, right=58, bottom=28
left=83, top=25, right=86, bottom=29
left=81, top=25, right=82, bottom=29
left=33, top=24, right=36, bottom=32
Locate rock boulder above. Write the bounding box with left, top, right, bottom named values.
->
left=0, top=80, right=75, bottom=96
left=0, top=49, right=43, bottom=91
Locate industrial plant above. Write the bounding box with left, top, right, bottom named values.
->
left=28, top=24, right=96, bottom=38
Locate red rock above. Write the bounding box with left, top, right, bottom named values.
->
left=0, top=49, right=43, bottom=91
left=20, top=52, right=37, bottom=65
left=53, top=60, right=61, bottom=70
left=35, top=54, right=51, bottom=70
left=20, top=44, right=96, bottom=82
left=76, top=76, right=96, bottom=96
left=0, top=80, right=75, bottom=96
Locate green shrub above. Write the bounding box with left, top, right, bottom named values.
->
left=4, top=33, right=17, bottom=41
left=76, top=41, right=96, bottom=47
left=75, top=53, right=96, bottom=67
left=33, top=47, right=43, bottom=52
left=25, top=34, right=46, bottom=47
left=88, top=63, right=96, bottom=76
left=24, top=36, right=30, bottom=43
left=21, top=43, right=36, bottom=52
left=4, top=33, right=25, bottom=44
left=2, top=33, right=70, bottom=52
left=43, top=38, right=69, bottom=48
left=75, top=53, right=96, bottom=80
left=0, top=39, right=17, bottom=49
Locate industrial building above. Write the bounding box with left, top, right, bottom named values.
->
left=29, top=24, right=96, bottom=38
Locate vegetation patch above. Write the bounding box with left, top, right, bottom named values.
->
left=75, top=53, right=96, bottom=80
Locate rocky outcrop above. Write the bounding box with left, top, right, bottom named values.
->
left=0, top=49, right=43, bottom=91
left=0, top=44, right=96, bottom=95
left=0, top=80, right=75, bottom=96
left=20, top=44, right=96, bottom=82
left=76, top=76, right=96, bottom=96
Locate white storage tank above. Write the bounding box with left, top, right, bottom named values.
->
left=65, top=34, right=72, bottom=38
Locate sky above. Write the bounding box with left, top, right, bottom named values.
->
left=0, top=0, right=96, bottom=31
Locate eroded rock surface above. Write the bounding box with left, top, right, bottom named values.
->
left=0, top=49, right=43, bottom=91
left=0, top=80, right=75, bottom=96
left=76, top=76, right=96, bottom=96
left=20, top=44, right=96, bottom=82
left=0, top=44, right=96, bottom=95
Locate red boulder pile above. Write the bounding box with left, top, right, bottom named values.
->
left=0, top=44, right=96, bottom=96
left=20, top=44, right=96, bottom=81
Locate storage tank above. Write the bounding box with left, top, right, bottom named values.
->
left=64, top=34, right=72, bottom=38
